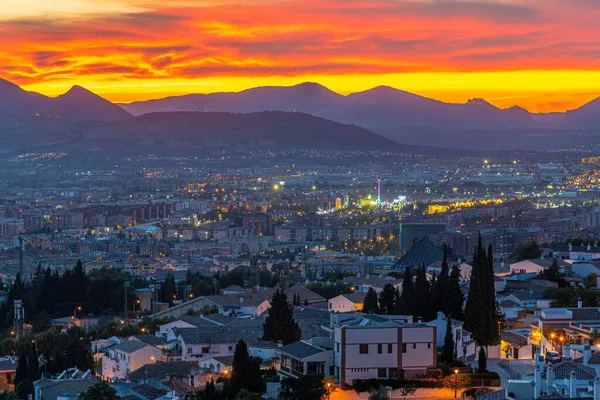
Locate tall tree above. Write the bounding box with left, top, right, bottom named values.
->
left=80, top=382, right=119, bottom=400
left=414, top=265, right=432, bottom=321
left=379, top=283, right=397, bottom=315
left=442, top=316, right=455, bottom=366
left=396, top=267, right=415, bottom=316
left=513, top=241, right=542, bottom=261
left=362, top=288, right=379, bottom=314
left=478, top=346, right=487, bottom=373
left=231, top=340, right=250, bottom=394
left=262, top=289, right=301, bottom=344
left=26, top=344, right=40, bottom=382
left=446, top=265, right=465, bottom=320
left=464, top=235, right=484, bottom=341
left=15, top=348, right=27, bottom=385
left=435, top=244, right=450, bottom=313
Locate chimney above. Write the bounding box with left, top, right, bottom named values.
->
left=417, top=317, right=423, bottom=323
left=535, top=348, right=543, bottom=369
left=276, top=340, right=283, bottom=348
left=565, top=344, right=572, bottom=361
left=534, top=365, right=542, bottom=399
left=569, top=242, right=573, bottom=251
left=366, top=273, right=370, bottom=280
left=594, top=375, right=600, bottom=400
left=356, top=271, right=361, bottom=278
left=569, top=370, right=577, bottom=399
left=588, top=244, right=592, bottom=251
left=546, top=365, right=554, bottom=391
left=437, top=311, right=444, bottom=320
left=584, top=338, right=592, bottom=366
left=578, top=297, right=583, bottom=308
left=239, top=297, right=244, bottom=304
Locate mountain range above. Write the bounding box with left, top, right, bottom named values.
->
left=1, top=78, right=599, bottom=154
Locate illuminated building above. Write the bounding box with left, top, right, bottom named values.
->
left=335, top=198, right=343, bottom=210
left=398, top=223, right=446, bottom=256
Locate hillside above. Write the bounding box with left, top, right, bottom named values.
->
left=84, top=111, right=403, bottom=152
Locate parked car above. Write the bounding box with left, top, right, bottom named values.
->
left=545, top=351, right=562, bottom=363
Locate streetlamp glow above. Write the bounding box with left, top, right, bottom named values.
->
left=454, top=369, right=459, bottom=398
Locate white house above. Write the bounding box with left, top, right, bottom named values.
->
left=278, top=341, right=333, bottom=379
left=332, top=313, right=436, bottom=383
left=101, top=340, right=162, bottom=381
left=328, top=293, right=365, bottom=313
left=343, top=275, right=402, bottom=294
left=429, top=312, right=463, bottom=352
left=509, top=258, right=567, bottom=275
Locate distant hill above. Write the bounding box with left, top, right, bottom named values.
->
left=119, top=82, right=541, bottom=133
left=0, top=79, right=131, bottom=153
left=558, top=97, right=600, bottom=129
left=83, top=111, right=405, bottom=153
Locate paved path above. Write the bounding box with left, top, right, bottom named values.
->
left=487, top=358, right=535, bottom=385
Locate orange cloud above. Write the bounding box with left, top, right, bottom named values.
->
left=1, top=0, right=600, bottom=112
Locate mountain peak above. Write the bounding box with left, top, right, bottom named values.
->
left=466, top=98, right=497, bottom=108
left=62, top=85, right=98, bottom=98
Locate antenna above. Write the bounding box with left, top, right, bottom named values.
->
left=18, top=232, right=24, bottom=277
left=14, top=300, right=24, bottom=339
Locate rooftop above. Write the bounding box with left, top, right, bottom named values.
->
left=278, top=341, right=326, bottom=359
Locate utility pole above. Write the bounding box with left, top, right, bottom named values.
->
left=124, top=281, right=130, bottom=322
left=18, top=232, right=24, bottom=277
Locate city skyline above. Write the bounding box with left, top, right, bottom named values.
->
left=2, top=0, right=600, bottom=112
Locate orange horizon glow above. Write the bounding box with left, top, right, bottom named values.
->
left=2, top=0, right=600, bottom=113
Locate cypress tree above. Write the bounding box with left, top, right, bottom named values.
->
left=464, top=235, right=484, bottom=340
left=443, top=316, right=455, bottom=365
left=15, top=348, right=28, bottom=385
left=262, top=289, right=301, bottom=344
left=397, top=267, right=415, bottom=316
left=231, top=340, right=250, bottom=393
left=435, top=244, right=450, bottom=313
left=478, top=346, right=487, bottom=373
left=362, top=288, right=379, bottom=313
left=26, top=344, right=40, bottom=382
left=414, top=265, right=431, bottom=321
left=378, top=283, right=397, bottom=315
left=446, top=265, right=465, bottom=320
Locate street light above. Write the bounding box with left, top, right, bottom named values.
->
left=327, top=382, right=332, bottom=400
left=454, top=369, right=459, bottom=398
left=73, top=306, right=82, bottom=319
left=150, top=356, right=156, bottom=363
left=506, top=351, right=513, bottom=379
left=384, top=386, right=392, bottom=400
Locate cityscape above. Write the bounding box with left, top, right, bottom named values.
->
left=1, top=1, right=600, bottom=400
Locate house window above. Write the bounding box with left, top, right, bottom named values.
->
left=228, top=346, right=233, bottom=351
left=388, top=344, right=392, bottom=353
left=202, top=347, right=210, bottom=353
left=413, top=343, right=416, bottom=349
left=402, top=344, right=407, bottom=353
left=428, top=343, right=431, bottom=349
left=187, top=347, right=193, bottom=354
left=336, top=343, right=340, bottom=353
left=359, top=344, right=369, bottom=354
left=378, top=344, right=382, bottom=354
left=378, top=368, right=387, bottom=378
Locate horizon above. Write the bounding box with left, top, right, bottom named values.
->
left=4, top=76, right=598, bottom=115
left=2, top=1, right=600, bottom=112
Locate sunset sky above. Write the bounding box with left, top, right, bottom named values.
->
left=1, top=0, right=600, bottom=112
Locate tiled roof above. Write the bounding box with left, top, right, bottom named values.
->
left=278, top=341, right=326, bottom=359
left=500, top=331, right=528, bottom=346
left=341, top=293, right=367, bottom=303
left=574, top=352, right=600, bottom=365
left=395, top=237, right=443, bottom=267
left=550, top=360, right=596, bottom=380
left=131, top=383, right=168, bottom=400
left=127, top=361, right=201, bottom=381
left=111, top=340, right=148, bottom=354
left=223, top=285, right=246, bottom=293
left=132, top=335, right=167, bottom=347
left=174, top=326, right=262, bottom=345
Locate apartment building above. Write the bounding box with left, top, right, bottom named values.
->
left=101, top=340, right=162, bottom=381
left=332, top=314, right=436, bottom=383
